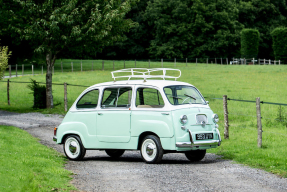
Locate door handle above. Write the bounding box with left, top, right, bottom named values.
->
left=98, top=113, right=103, bottom=115
left=161, top=113, right=169, bottom=115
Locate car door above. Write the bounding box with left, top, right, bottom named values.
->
left=96, top=86, right=132, bottom=143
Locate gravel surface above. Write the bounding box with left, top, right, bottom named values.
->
left=1, top=110, right=287, bottom=192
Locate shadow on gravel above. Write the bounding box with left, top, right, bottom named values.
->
left=81, top=156, right=220, bottom=165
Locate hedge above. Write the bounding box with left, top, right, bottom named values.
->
left=241, top=29, right=260, bottom=58
left=271, top=27, right=287, bottom=64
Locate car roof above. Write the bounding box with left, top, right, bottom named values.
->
left=89, top=80, right=193, bottom=89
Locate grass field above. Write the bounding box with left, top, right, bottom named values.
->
left=0, top=125, right=76, bottom=191
left=1, top=60, right=287, bottom=177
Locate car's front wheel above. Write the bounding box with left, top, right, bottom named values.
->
left=63, top=135, right=86, bottom=161
left=105, top=149, right=125, bottom=158
left=185, top=150, right=206, bottom=162
left=140, top=135, right=163, bottom=164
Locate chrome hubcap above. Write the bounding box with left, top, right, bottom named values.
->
left=69, top=141, right=77, bottom=154
left=146, top=143, right=155, bottom=156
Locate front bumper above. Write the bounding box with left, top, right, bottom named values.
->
left=53, top=136, right=57, bottom=142
left=176, top=129, right=221, bottom=148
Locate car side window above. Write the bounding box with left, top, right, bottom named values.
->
left=101, top=87, right=132, bottom=108
left=76, top=89, right=99, bottom=109
left=136, top=87, right=164, bottom=108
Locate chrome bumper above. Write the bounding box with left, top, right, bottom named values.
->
left=53, top=136, right=57, bottom=142
left=176, top=129, right=221, bottom=148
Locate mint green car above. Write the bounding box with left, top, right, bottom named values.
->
left=53, top=68, right=221, bottom=163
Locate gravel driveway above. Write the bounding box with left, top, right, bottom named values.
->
left=1, top=110, right=287, bottom=192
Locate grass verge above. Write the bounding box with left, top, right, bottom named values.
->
left=0, top=125, right=76, bottom=191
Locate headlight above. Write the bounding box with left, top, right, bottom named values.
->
left=180, top=115, right=188, bottom=124
left=212, top=114, right=219, bottom=123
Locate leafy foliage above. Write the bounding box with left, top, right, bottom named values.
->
left=0, top=45, right=11, bottom=80
left=27, top=79, right=46, bottom=109
left=241, top=29, right=260, bottom=58
left=271, top=27, right=287, bottom=63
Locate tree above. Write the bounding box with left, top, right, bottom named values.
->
left=271, top=27, right=287, bottom=64
left=2, top=0, right=136, bottom=108
left=241, top=29, right=260, bottom=58
left=0, top=44, right=11, bottom=80
left=144, top=0, right=243, bottom=59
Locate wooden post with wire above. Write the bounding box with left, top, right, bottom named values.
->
left=7, top=79, right=10, bottom=105
left=256, top=97, right=262, bottom=148
left=64, top=82, right=68, bottom=112
left=9, top=65, right=11, bottom=77
left=223, top=95, right=229, bottom=139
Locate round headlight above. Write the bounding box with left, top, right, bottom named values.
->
left=180, top=115, right=188, bottom=124
left=212, top=114, right=219, bottom=123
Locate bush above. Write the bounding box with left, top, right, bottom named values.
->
left=241, top=29, right=260, bottom=58
left=27, top=79, right=46, bottom=109
left=0, top=45, right=12, bottom=80
left=271, top=27, right=287, bottom=64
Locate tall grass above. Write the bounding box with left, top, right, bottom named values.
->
left=1, top=60, right=287, bottom=177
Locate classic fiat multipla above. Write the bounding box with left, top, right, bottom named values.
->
left=53, top=68, right=221, bottom=163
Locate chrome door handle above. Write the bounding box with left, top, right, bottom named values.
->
left=161, top=113, right=169, bottom=115
left=98, top=113, right=103, bottom=115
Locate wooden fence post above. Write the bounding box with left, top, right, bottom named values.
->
left=253, top=58, right=255, bottom=65
left=221, top=58, right=223, bottom=65
left=15, top=64, right=17, bottom=77
left=244, top=58, right=246, bottom=65
left=269, top=59, right=271, bottom=65
left=22, top=64, right=24, bottom=76
left=233, top=57, right=234, bottom=65
left=102, top=61, right=104, bottom=70
left=264, top=59, right=266, bottom=65
left=256, top=97, right=262, bottom=148
left=32, top=65, right=34, bottom=76
left=223, top=95, right=229, bottom=139
left=206, top=58, right=208, bottom=66
left=61, top=61, right=63, bottom=72
left=9, top=65, right=11, bottom=77
left=174, top=58, right=176, bottom=67
left=226, top=58, right=228, bottom=65
left=279, top=60, right=281, bottom=65
left=215, top=58, right=217, bottom=64
left=7, top=79, right=10, bottom=105
left=161, top=58, right=163, bottom=68
left=64, top=82, right=68, bottom=112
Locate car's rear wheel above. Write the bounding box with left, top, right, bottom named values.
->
left=185, top=150, right=206, bottom=162
left=140, top=135, right=163, bottom=164
left=105, top=149, right=125, bottom=158
left=63, top=135, right=86, bottom=161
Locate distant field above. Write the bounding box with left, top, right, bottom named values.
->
left=1, top=60, right=287, bottom=177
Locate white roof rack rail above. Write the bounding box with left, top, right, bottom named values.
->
left=111, top=68, right=181, bottom=81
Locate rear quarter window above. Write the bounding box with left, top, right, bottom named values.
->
left=76, top=89, right=99, bottom=109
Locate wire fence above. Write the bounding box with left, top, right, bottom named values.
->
left=4, top=58, right=284, bottom=78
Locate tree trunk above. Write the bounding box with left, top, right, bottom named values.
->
left=46, top=52, right=56, bottom=109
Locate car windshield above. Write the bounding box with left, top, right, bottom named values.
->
left=164, top=85, right=206, bottom=105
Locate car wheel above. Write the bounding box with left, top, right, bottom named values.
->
left=105, top=149, right=125, bottom=158
left=140, top=135, right=163, bottom=164
left=63, top=135, right=86, bottom=161
left=185, top=150, right=206, bottom=162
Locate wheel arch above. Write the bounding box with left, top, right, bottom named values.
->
left=137, top=131, right=160, bottom=150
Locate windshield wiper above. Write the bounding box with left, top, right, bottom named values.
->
left=184, top=94, right=196, bottom=100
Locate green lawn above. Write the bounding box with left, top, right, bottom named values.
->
left=0, top=125, right=76, bottom=191
left=1, top=60, right=287, bottom=177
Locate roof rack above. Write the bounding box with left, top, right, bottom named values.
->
left=111, top=68, right=181, bottom=82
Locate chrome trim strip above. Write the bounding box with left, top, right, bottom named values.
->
left=53, top=136, right=57, bottom=142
